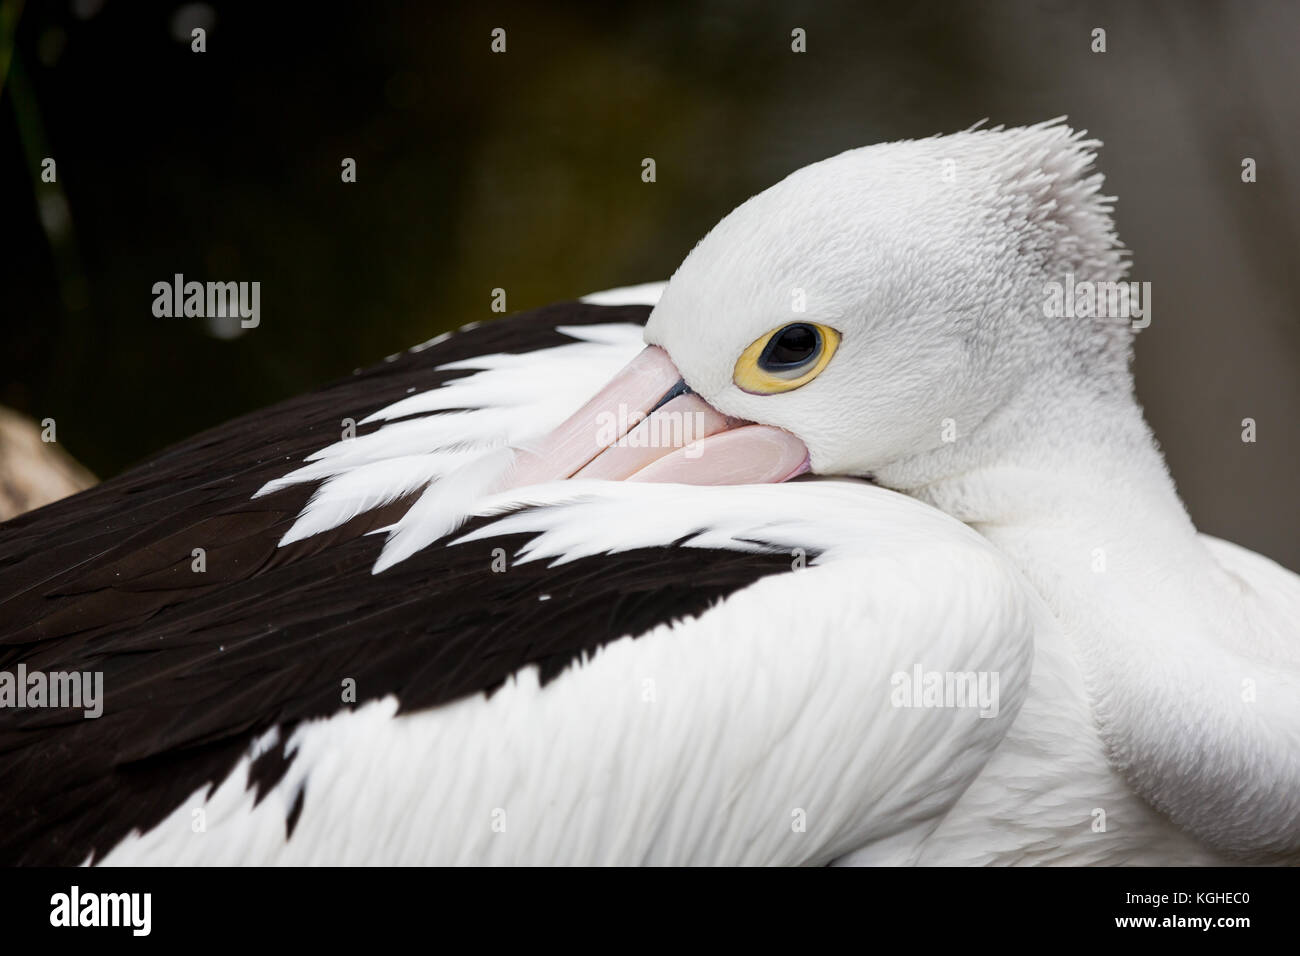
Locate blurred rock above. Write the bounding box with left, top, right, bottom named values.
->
left=0, top=407, right=96, bottom=521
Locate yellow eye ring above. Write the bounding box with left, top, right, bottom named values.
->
left=733, top=323, right=841, bottom=394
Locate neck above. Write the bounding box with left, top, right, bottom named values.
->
left=875, top=362, right=1217, bottom=577
left=876, top=372, right=1298, bottom=859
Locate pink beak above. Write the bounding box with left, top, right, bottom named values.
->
left=503, top=346, right=810, bottom=488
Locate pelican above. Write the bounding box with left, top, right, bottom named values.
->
left=1, top=119, right=1296, bottom=866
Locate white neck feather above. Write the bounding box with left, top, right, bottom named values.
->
left=880, top=371, right=1300, bottom=859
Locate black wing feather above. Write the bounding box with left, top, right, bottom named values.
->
left=0, top=302, right=802, bottom=865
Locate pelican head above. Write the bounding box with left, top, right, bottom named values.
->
left=507, top=119, right=1131, bottom=491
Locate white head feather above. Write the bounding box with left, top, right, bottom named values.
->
left=646, top=118, right=1129, bottom=482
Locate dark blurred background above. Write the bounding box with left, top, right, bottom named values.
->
left=1, top=0, right=1297, bottom=566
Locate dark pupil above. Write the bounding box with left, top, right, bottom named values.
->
left=762, top=324, right=820, bottom=370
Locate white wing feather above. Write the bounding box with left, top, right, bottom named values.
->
left=101, top=480, right=1043, bottom=865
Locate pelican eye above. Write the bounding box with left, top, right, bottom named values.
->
left=733, top=322, right=841, bottom=394
left=761, top=323, right=820, bottom=370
